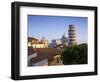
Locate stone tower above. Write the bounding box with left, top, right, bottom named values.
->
left=68, top=24, right=77, bottom=46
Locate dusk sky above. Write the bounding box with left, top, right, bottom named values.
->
left=28, top=15, right=88, bottom=44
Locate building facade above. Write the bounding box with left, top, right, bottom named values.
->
left=28, top=37, right=48, bottom=48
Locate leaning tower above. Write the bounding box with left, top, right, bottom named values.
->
left=68, top=24, right=77, bottom=46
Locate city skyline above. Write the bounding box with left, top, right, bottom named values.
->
left=28, top=15, right=88, bottom=44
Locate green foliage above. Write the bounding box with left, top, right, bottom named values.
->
left=61, top=43, right=88, bottom=65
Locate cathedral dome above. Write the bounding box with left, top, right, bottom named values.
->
left=61, top=33, right=68, bottom=43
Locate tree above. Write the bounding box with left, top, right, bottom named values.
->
left=78, top=44, right=87, bottom=64
left=61, top=43, right=87, bottom=65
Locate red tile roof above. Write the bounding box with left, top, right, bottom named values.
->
left=28, top=47, right=36, bottom=55
left=28, top=37, right=38, bottom=42
left=28, top=48, right=63, bottom=63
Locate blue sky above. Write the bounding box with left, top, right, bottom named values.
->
left=28, top=15, right=88, bottom=44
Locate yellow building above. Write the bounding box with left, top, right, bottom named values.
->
left=28, top=37, right=48, bottom=48
left=32, top=44, right=46, bottom=48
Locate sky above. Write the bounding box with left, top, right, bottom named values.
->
left=28, top=15, right=88, bottom=44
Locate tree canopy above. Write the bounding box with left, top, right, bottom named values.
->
left=61, top=43, right=88, bottom=65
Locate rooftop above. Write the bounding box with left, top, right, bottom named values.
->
left=28, top=37, right=38, bottom=42
left=28, top=47, right=63, bottom=63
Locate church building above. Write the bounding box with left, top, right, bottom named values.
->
left=28, top=37, right=48, bottom=48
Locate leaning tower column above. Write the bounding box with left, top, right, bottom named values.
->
left=68, top=24, right=77, bottom=46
